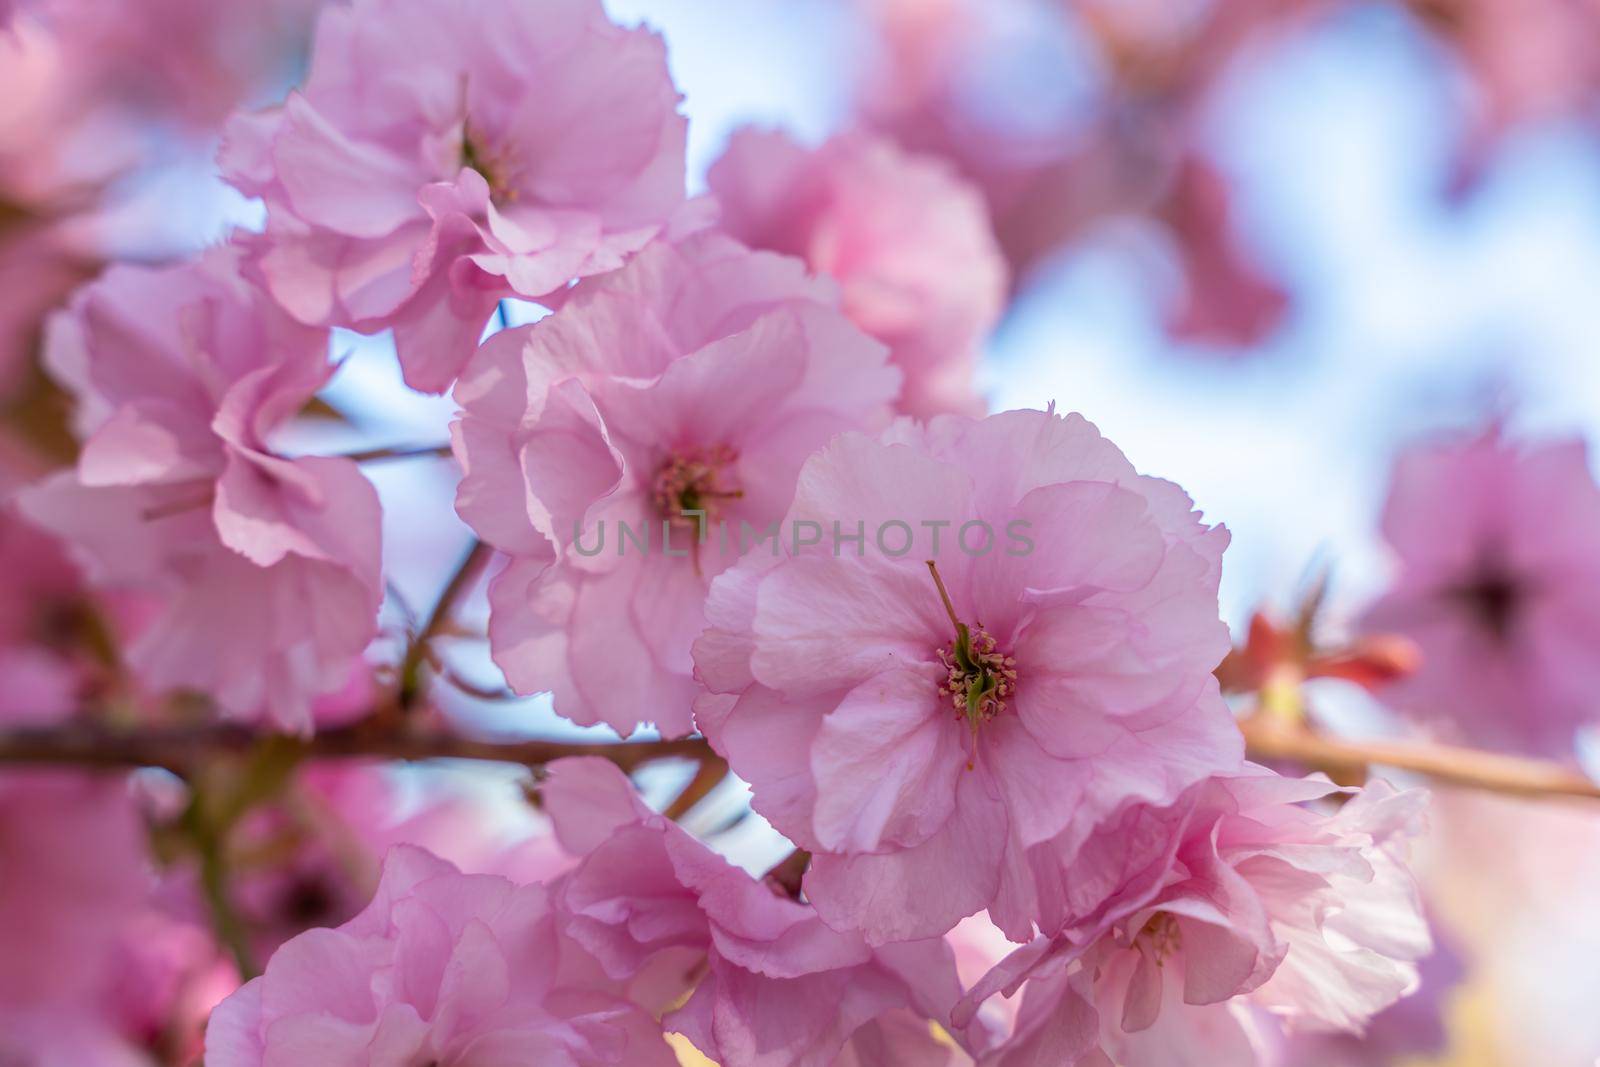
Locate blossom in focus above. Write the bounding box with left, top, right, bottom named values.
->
left=18, top=246, right=383, bottom=733
left=1362, top=429, right=1600, bottom=757
left=205, top=844, right=679, bottom=1067
left=452, top=232, right=900, bottom=737
left=221, top=0, right=688, bottom=392
left=958, top=773, right=1432, bottom=1066
left=0, top=772, right=154, bottom=1066
left=541, top=756, right=974, bottom=1066
left=708, top=127, right=1006, bottom=418
left=853, top=0, right=1298, bottom=350
left=693, top=407, right=1241, bottom=944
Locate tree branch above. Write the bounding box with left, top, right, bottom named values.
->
left=341, top=443, right=453, bottom=464
left=0, top=723, right=713, bottom=776
left=1240, top=716, right=1600, bottom=801
left=398, top=539, right=494, bottom=709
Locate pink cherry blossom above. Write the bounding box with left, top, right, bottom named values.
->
left=452, top=231, right=900, bottom=737
left=708, top=127, right=1006, bottom=418
left=0, top=507, right=89, bottom=725
left=1362, top=428, right=1600, bottom=758
left=1266, top=921, right=1463, bottom=1067
left=693, top=407, right=1242, bottom=944
left=957, top=772, right=1432, bottom=1067
left=540, top=756, right=975, bottom=1067
left=205, top=843, right=679, bottom=1067
left=225, top=760, right=574, bottom=960
left=0, top=771, right=154, bottom=1066
left=221, top=0, right=688, bottom=393
left=1159, top=155, right=1288, bottom=350
left=17, top=245, right=382, bottom=733
left=37, top=0, right=323, bottom=130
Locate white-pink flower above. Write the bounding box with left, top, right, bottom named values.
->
left=693, top=407, right=1242, bottom=944
left=541, top=756, right=974, bottom=1067
left=958, top=773, right=1432, bottom=1067
left=451, top=232, right=900, bottom=737
left=18, top=245, right=382, bottom=733
left=205, top=844, right=678, bottom=1067
left=221, top=0, right=687, bottom=393
left=708, top=127, right=1006, bottom=418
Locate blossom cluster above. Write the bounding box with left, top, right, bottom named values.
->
left=7, top=0, right=1600, bottom=1065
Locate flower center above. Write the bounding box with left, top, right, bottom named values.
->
left=1133, top=912, right=1182, bottom=964
left=652, top=444, right=743, bottom=525
left=926, top=560, right=1018, bottom=769
left=460, top=126, right=517, bottom=204
left=1445, top=562, right=1525, bottom=642
left=936, top=628, right=1016, bottom=725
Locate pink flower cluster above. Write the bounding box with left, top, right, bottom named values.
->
left=19, top=246, right=382, bottom=733
left=210, top=758, right=974, bottom=1066
left=0, top=0, right=1462, bottom=1063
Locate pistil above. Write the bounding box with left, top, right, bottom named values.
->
left=925, top=559, right=1018, bottom=770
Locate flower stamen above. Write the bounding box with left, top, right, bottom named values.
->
left=653, top=445, right=743, bottom=574
left=925, top=559, right=1018, bottom=770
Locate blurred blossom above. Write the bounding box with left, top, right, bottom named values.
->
left=0, top=772, right=154, bottom=1066
left=1266, top=918, right=1464, bottom=1066
left=708, top=127, right=1006, bottom=416
left=18, top=246, right=384, bottom=733
left=1363, top=428, right=1600, bottom=758
left=1402, top=0, right=1600, bottom=190
left=0, top=506, right=89, bottom=724
left=35, top=0, right=323, bottom=130
left=1158, top=154, right=1290, bottom=348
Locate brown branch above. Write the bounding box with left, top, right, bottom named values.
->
left=663, top=751, right=730, bottom=821
left=398, top=539, right=494, bottom=709
left=0, top=723, right=713, bottom=776
left=1240, top=716, right=1600, bottom=801
left=341, top=443, right=454, bottom=464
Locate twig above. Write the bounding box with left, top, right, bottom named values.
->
left=1240, top=716, right=1600, bottom=801
left=181, top=795, right=259, bottom=980
left=663, top=752, right=730, bottom=821
left=398, top=539, right=493, bottom=709
left=0, top=723, right=713, bottom=776
left=340, top=443, right=453, bottom=464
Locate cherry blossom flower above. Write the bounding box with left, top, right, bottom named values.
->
left=0, top=507, right=90, bottom=725
left=205, top=844, right=679, bottom=1067
left=1267, top=921, right=1464, bottom=1067
left=1158, top=155, right=1289, bottom=350
left=37, top=0, right=323, bottom=129
left=693, top=407, right=1241, bottom=943
left=1362, top=429, right=1600, bottom=757
left=540, top=756, right=975, bottom=1067
left=221, top=0, right=688, bottom=392
left=0, top=771, right=154, bottom=1066
left=17, top=245, right=382, bottom=733
left=956, top=772, right=1431, bottom=1067
left=452, top=231, right=900, bottom=737
left=708, top=127, right=1006, bottom=418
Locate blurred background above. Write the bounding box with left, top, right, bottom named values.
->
left=4, top=1, right=1600, bottom=1063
